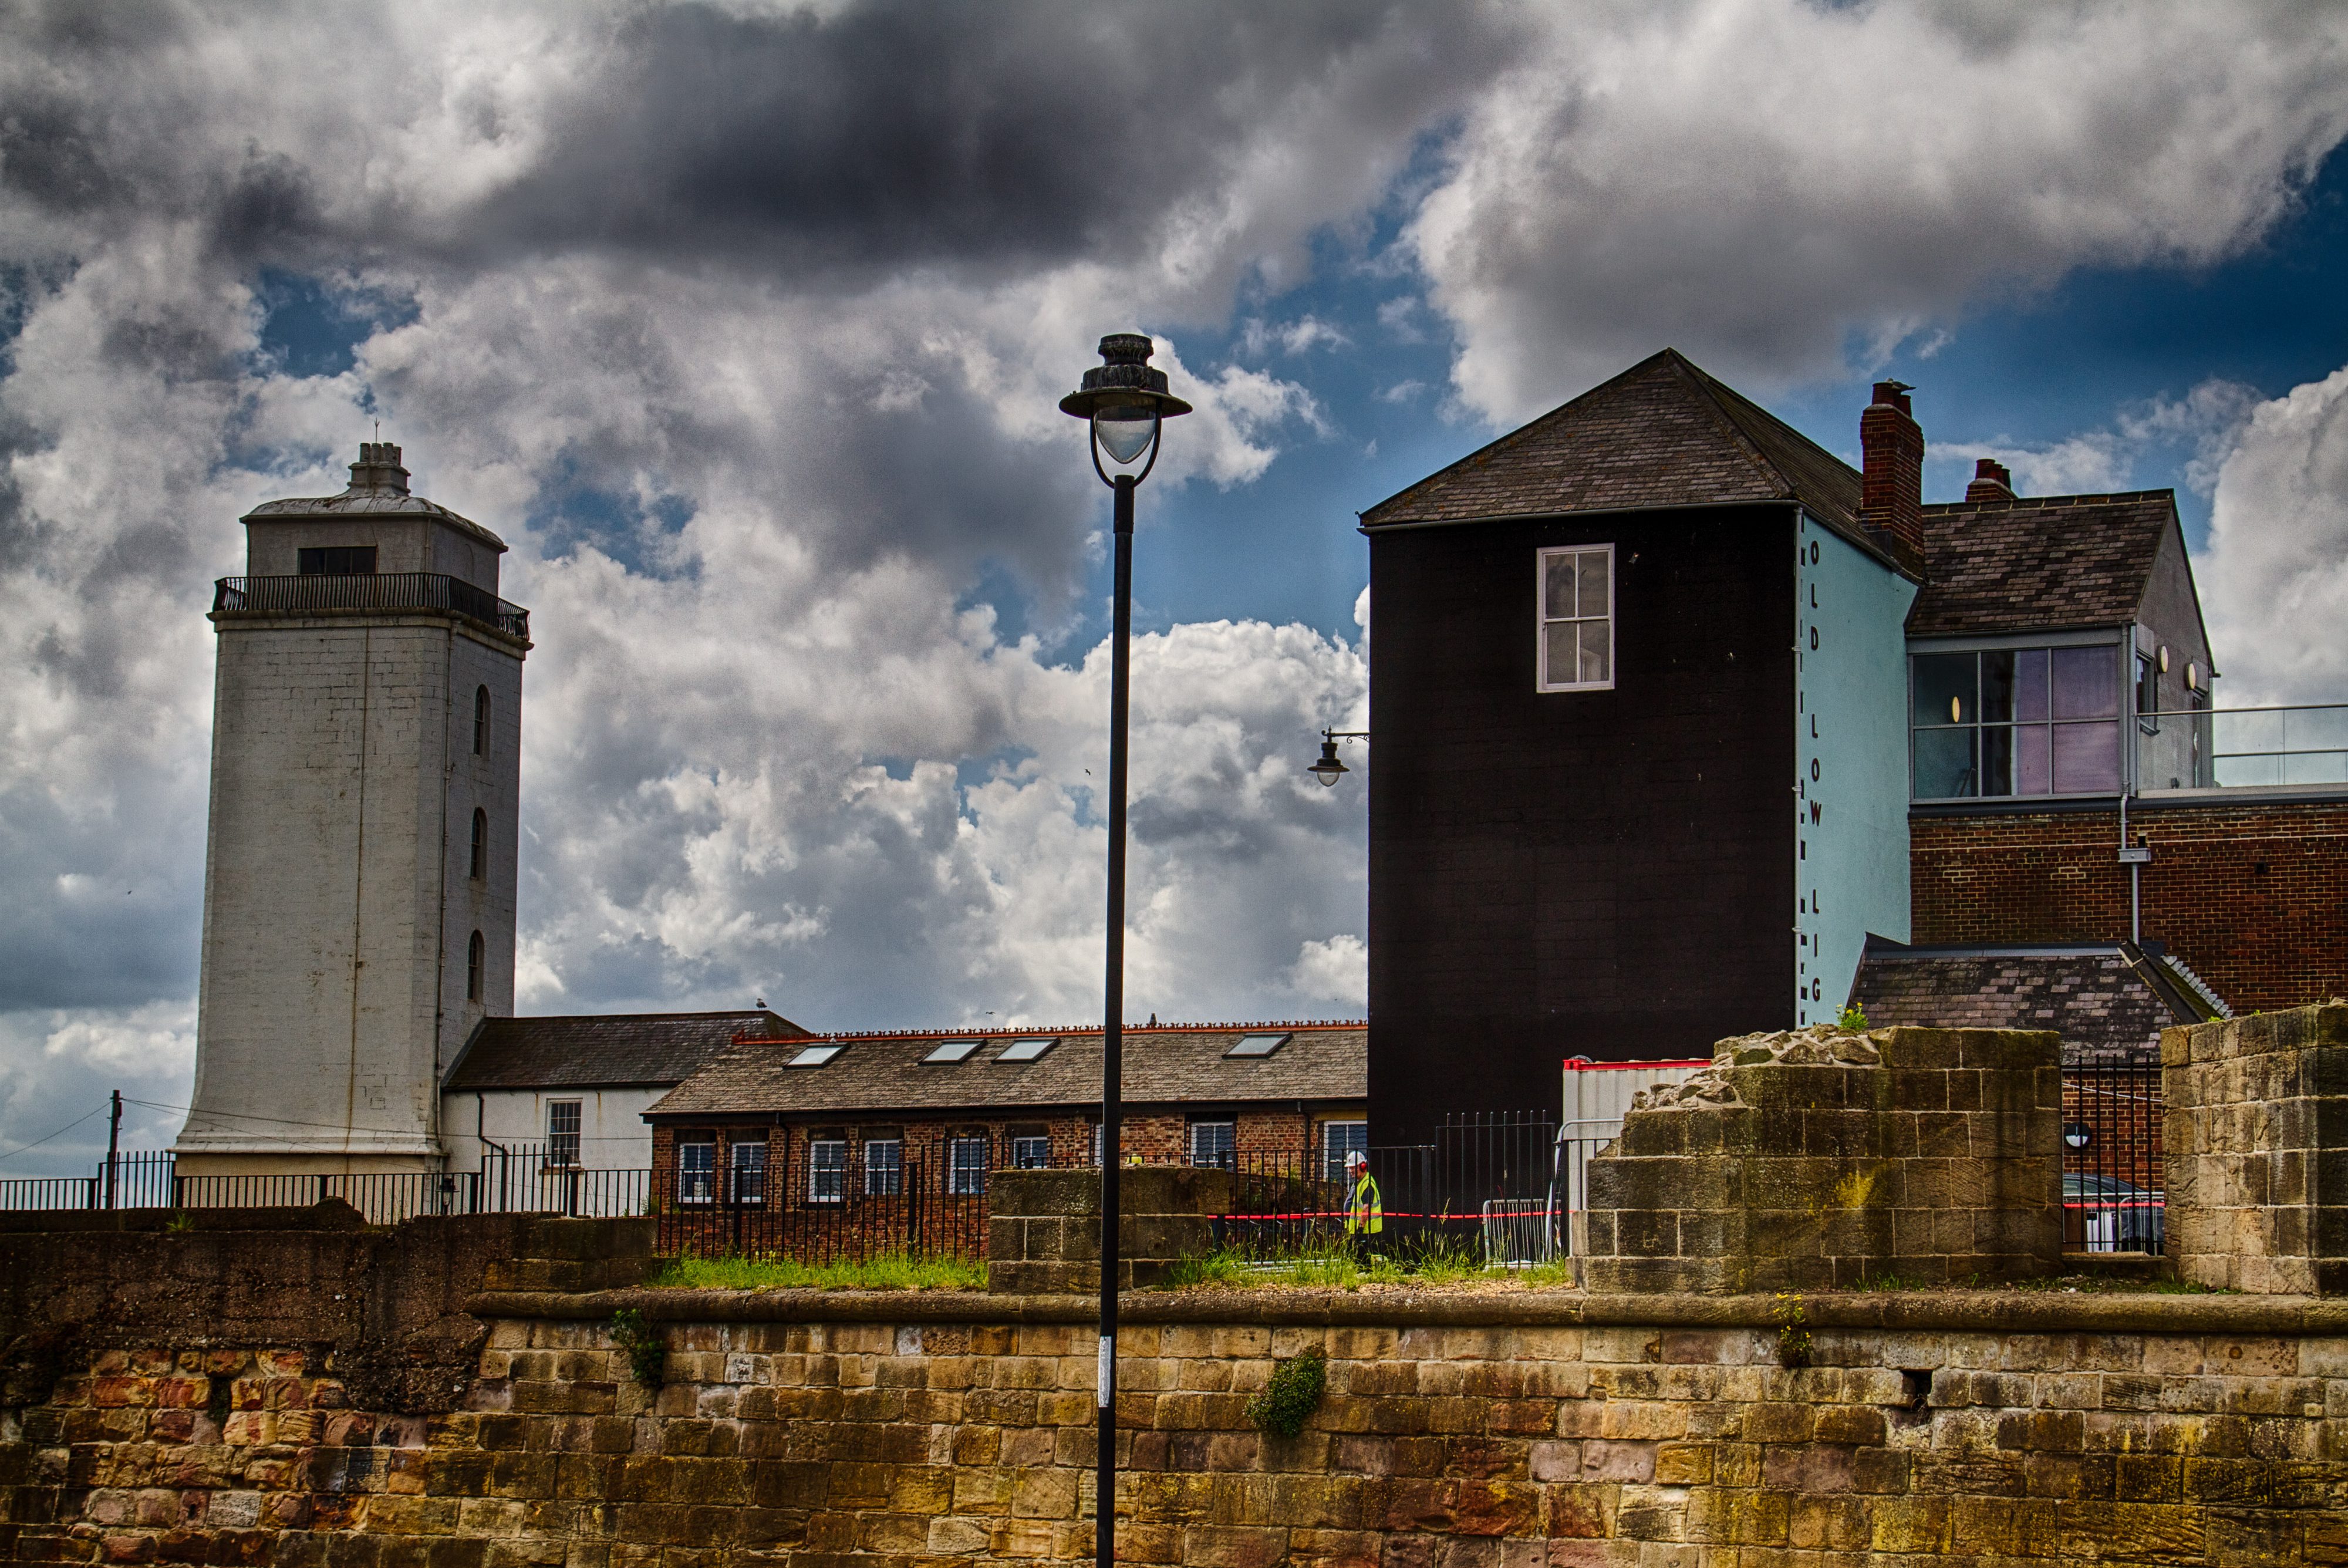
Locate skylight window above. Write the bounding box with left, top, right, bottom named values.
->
left=1224, top=1033, right=1291, bottom=1058
left=996, top=1037, right=1057, bottom=1063
left=788, top=1044, right=844, bottom=1067
left=922, top=1038, right=982, bottom=1064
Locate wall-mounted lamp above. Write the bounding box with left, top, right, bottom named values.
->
left=1308, top=728, right=1369, bottom=787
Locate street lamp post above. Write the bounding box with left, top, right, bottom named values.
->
left=1060, top=333, right=1190, bottom=1568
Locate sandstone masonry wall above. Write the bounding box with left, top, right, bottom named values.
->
left=1578, top=1026, right=2061, bottom=1294
left=6, top=1293, right=2348, bottom=1567
left=2164, top=1003, right=2348, bottom=1296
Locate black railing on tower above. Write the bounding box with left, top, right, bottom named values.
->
left=212, top=574, right=530, bottom=641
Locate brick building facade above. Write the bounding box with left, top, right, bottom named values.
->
left=1910, top=798, right=2348, bottom=1013
left=643, top=1023, right=1367, bottom=1225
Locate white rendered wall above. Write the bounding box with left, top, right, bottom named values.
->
left=179, top=608, right=522, bottom=1170
left=439, top=1087, right=663, bottom=1174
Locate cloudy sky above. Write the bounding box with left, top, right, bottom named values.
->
left=5, top=0, right=2348, bottom=1171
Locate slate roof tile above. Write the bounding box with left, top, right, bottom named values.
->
left=1907, top=491, right=2175, bottom=636
left=445, top=1010, right=808, bottom=1090
left=645, top=1023, right=1367, bottom=1119
left=1359, top=348, right=1870, bottom=544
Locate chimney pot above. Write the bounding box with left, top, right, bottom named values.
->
left=1858, top=383, right=1925, bottom=561
left=348, top=442, right=410, bottom=497
left=1965, top=457, right=2016, bottom=505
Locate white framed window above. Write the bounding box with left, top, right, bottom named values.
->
left=1010, top=1135, right=1051, bottom=1169
left=863, top=1138, right=903, bottom=1196
left=676, top=1135, right=715, bottom=1205
left=1320, top=1120, right=1368, bottom=1183
left=807, top=1138, right=846, bottom=1204
left=731, top=1139, right=768, bottom=1205
left=1537, top=544, right=1614, bottom=692
left=948, top=1135, right=990, bottom=1196
left=545, top=1100, right=581, bottom=1168
left=1189, top=1120, right=1236, bottom=1171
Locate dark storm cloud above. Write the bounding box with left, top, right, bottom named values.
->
left=483, top=0, right=1500, bottom=275
left=4, top=0, right=1517, bottom=285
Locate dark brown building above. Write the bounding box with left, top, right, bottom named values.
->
left=1359, top=351, right=1920, bottom=1141
left=1361, top=350, right=2343, bottom=1139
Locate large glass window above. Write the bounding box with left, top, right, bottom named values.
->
left=805, top=1138, right=845, bottom=1203
left=1189, top=1120, right=1237, bottom=1171
left=1537, top=545, right=1614, bottom=692
left=1911, top=646, right=2119, bottom=800
left=676, top=1136, right=715, bottom=1205
left=863, top=1137, right=903, bottom=1196
left=732, top=1139, right=768, bottom=1205
left=948, top=1135, right=990, bottom=1196
left=1320, top=1120, right=1368, bottom=1183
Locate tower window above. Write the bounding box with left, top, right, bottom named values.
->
left=297, top=546, right=377, bottom=575
left=470, top=809, right=487, bottom=880
left=467, top=931, right=485, bottom=1001
left=1537, top=544, right=1614, bottom=692
left=474, top=686, right=490, bottom=756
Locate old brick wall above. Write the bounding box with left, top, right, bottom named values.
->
left=1578, top=1026, right=2062, bottom=1293
left=1909, top=799, right=2348, bottom=1013
left=2164, top=1004, right=2348, bottom=1296
left=7, top=1293, right=2348, bottom=1567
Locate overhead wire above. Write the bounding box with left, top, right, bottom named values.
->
left=0, top=1104, right=110, bottom=1166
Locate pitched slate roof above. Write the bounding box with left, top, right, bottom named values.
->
left=444, top=1010, right=809, bottom=1091
left=1850, top=941, right=2224, bottom=1065
left=1907, top=491, right=2175, bottom=637
left=1359, top=349, right=1880, bottom=551
left=645, top=1023, right=1367, bottom=1119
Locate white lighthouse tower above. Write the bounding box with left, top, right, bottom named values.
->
left=174, top=444, right=528, bottom=1175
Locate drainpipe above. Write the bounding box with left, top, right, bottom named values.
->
left=2117, top=788, right=2151, bottom=944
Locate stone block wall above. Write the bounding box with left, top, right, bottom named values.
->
left=986, top=1167, right=1231, bottom=1294
left=1578, top=1026, right=2062, bottom=1293
left=8, top=1295, right=2348, bottom=1566
left=2164, top=1002, right=2348, bottom=1296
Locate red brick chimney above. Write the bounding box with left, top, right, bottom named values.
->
left=1858, top=380, right=1924, bottom=560
left=1964, top=457, right=2015, bottom=505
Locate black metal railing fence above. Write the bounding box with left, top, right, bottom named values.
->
left=0, top=1147, right=647, bottom=1224
left=2062, top=1060, right=2164, bottom=1254
left=213, top=574, right=530, bottom=641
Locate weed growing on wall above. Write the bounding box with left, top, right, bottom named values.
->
left=1772, top=1290, right=1813, bottom=1368
left=1245, top=1348, right=1326, bottom=1438
left=609, top=1309, right=666, bottom=1388
left=1836, top=1002, right=1868, bottom=1031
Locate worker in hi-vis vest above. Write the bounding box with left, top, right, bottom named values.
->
left=1344, top=1150, right=1382, bottom=1259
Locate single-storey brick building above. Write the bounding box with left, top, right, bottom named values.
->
left=641, top=1020, right=1367, bottom=1209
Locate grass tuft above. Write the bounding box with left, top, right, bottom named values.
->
left=1158, top=1231, right=1576, bottom=1291
left=652, top=1250, right=987, bottom=1292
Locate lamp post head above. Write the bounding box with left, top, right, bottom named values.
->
left=1308, top=734, right=1350, bottom=787
left=1061, top=333, right=1193, bottom=482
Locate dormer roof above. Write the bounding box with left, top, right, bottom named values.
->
left=1907, top=490, right=2179, bottom=638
